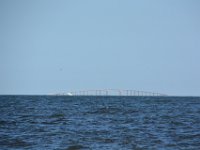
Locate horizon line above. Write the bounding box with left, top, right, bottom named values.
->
left=0, top=94, right=200, bottom=97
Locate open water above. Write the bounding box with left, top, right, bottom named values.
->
left=0, top=96, right=200, bottom=150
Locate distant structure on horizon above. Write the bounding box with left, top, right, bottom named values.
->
left=53, top=89, right=167, bottom=97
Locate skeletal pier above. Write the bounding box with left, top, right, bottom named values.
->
left=64, top=89, right=167, bottom=96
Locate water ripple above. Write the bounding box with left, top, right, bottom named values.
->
left=0, top=96, right=200, bottom=149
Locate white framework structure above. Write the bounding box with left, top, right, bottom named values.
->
left=58, top=89, right=167, bottom=96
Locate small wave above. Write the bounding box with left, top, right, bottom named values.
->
left=66, top=145, right=87, bottom=150
left=91, top=107, right=122, bottom=115
left=49, top=113, right=65, bottom=118
left=0, top=138, right=31, bottom=148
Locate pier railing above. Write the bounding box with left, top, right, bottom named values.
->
left=55, top=89, right=167, bottom=96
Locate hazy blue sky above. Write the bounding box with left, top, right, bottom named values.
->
left=1, top=0, right=200, bottom=95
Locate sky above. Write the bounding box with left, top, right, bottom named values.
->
left=0, top=0, right=200, bottom=96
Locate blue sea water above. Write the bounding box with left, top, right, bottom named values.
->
left=0, top=96, right=200, bottom=150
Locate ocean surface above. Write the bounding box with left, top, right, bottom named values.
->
left=0, top=96, right=200, bottom=150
